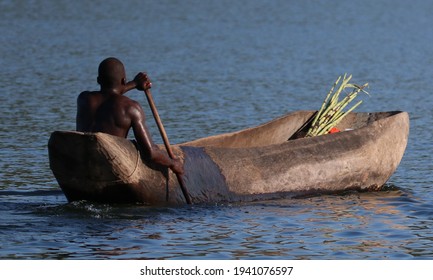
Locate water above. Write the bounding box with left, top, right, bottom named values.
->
left=0, top=0, right=432, bottom=259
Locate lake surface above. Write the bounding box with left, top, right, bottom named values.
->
left=1, top=0, right=432, bottom=259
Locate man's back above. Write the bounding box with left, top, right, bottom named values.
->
left=76, top=90, right=137, bottom=138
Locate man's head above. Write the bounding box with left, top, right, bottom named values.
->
left=97, top=57, right=126, bottom=88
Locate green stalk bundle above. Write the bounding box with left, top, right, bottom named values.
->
left=305, top=74, right=369, bottom=137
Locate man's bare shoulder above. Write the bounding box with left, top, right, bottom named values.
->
left=120, top=96, right=144, bottom=118
left=115, top=94, right=140, bottom=106
left=78, top=90, right=100, bottom=99
left=78, top=91, right=101, bottom=104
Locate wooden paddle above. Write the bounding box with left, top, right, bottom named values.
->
left=144, top=88, right=192, bottom=204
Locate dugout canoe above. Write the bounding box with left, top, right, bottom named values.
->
left=48, top=110, right=409, bottom=205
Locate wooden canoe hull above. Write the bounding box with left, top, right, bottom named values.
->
left=48, top=111, right=409, bottom=205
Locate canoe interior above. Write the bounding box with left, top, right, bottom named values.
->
left=183, top=110, right=402, bottom=148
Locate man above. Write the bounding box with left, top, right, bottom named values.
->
left=76, top=57, right=183, bottom=174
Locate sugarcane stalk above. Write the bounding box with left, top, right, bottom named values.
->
left=319, top=99, right=363, bottom=136
left=305, top=74, right=369, bottom=138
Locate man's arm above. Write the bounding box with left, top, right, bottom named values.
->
left=122, top=72, right=152, bottom=95
left=129, top=102, right=184, bottom=174
left=76, top=91, right=92, bottom=131
left=123, top=80, right=137, bottom=94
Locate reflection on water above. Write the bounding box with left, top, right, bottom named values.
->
left=1, top=186, right=432, bottom=259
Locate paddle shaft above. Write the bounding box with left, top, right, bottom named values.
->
left=144, top=88, right=192, bottom=204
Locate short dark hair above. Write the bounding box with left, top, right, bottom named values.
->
left=97, top=57, right=126, bottom=87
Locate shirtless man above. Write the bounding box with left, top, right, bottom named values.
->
left=76, top=57, right=183, bottom=175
